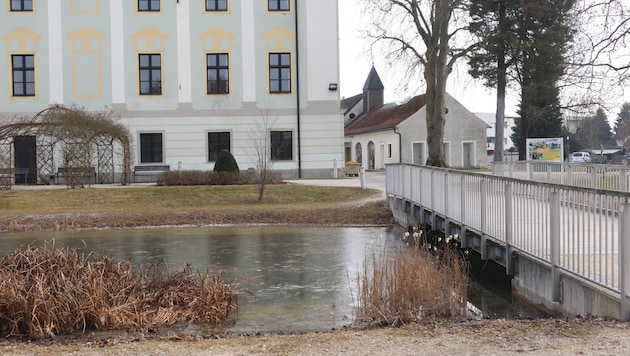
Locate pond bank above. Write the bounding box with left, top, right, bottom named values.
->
left=2, top=318, right=629, bottom=355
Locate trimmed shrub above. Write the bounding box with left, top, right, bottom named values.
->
left=212, top=150, right=240, bottom=185
left=157, top=170, right=212, bottom=186
left=239, top=169, right=283, bottom=185
left=213, top=150, right=239, bottom=173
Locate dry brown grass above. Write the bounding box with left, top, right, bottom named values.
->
left=0, top=241, right=239, bottom=340
left=0, top=186, right=393, bottom=232
left=355, top=242, right=468, bottom=327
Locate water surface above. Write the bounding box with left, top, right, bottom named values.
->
left=0, top=225, right=544, bottom=334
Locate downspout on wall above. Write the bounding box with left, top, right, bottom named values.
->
left=394, top=126, right=402, bottom=163
left=294, top=0, right=302, bottom=178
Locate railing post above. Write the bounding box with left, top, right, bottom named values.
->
left=480, top=179, right=487, bottom=260
left=408, top=165, right=413, bottom=203
left=621, top=170, right=627, bottom=193
left=621, top=200, right=630, bottom=320
left=444, top=171, right=450, bottom=237
left=550, top=189, right=561, bottom=303
left=547, top=165, right=552, bottom=183
left=430, top=170, right=436, bottom=228
left=418, top=166, right=424, bottom=208
left=505, top=182, right=514, bottom=275
left=460, top=175, right=467, bottom=248
left=567, top=164, right=573, bottom=186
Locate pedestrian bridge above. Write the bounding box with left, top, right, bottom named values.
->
left=386, top=162, right=630, bottom=320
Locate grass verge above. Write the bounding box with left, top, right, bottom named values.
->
left=0, top=185, right=394, bottom=232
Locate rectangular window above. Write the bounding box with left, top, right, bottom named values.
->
left=206, top=0, right=227, bottom=11
left=138, top=0, right=159, bottom=11
left=207, top=53, right=229, bottom=94
left=12, top=55, right=35, bottom=97
left=268, top=0, right=289, bottom=11
left=11, top=0, right=33, bottom=11
left=139, top=54, right=162, bottom=95
left=269, top=53, right=291, bottom=93
left=208, top=132, right=231, bottom=162
left=140, top=133, right=163, bottom=163
left=271, top=131, right=293, bottom=161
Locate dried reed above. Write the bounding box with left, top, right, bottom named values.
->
left=0, top=241, right=239, bottom=339
left=355, top=241, right=469, bottom=327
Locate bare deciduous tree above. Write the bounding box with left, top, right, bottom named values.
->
left=561, top=0, right=629, bottom=115
left=247, top=108, right=277, bottom=202
left=362, top=0, right=476, bottom=167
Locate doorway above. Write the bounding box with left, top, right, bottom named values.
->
left=462, top=142, right=474, bottom=168
left=13, top=136, right=36, bottom=184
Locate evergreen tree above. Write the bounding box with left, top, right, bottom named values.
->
left=613, top=103, right=630, bottom=148
left=613, top=102, right=630, bottom=135
left=513, top=0, right=575, bottom=159
left=574, top=108, right=612, bottom=150
left=510, top=105, right=563, bottom=148
left=469, top=0, right=520, bottom=162
left=470, top=0, right=575, bottom=159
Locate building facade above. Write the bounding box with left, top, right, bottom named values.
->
left=0, top=0, right=343, bottom=181
left=475, top=113, right=518, bottom=164
left=343, top=67, right=488, bottom=170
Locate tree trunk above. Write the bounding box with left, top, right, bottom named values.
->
left=494, top=0, right=507, bottom=163
left=424, top=0, right=450, bottom=167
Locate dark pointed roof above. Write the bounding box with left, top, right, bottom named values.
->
left=340, top=93, right=363, bottom=115
left=362, top=66, right=384, bottom=91
left=345, top=94, right=427, bottom=135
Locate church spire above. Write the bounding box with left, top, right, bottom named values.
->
left=362, top=65, right=384, bottom=113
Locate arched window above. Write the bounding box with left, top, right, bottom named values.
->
left=368, top=141, right=375, bottom=169
left=355, top=142, right=362, bottom=165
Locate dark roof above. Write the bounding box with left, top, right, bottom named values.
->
left=362, top=66, right=384, bottom=91
left=345, top=94, right=427, bottom=135
left=340, top=93, right=363, bottom=115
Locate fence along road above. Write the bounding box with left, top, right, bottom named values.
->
left=386, top=163, right=630, bottom=320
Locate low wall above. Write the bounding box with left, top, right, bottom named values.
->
left=512, top=253, right=621, bottom=319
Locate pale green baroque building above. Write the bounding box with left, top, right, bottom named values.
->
left=0, top=0, right=343, bottom=182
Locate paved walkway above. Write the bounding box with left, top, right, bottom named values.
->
left=285, top=171, right=386, bottom=193
left=8, top=171, right=387, bottom=192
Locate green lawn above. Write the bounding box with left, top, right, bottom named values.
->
left=0, top=185, right=379, bottom=214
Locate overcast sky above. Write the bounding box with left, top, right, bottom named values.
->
left=337, top=1, right=628, bottom=120
left=337, top=0, right=515, bottom=116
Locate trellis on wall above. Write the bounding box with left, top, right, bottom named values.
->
left=0, top=138, right=12, bottom=190
left=0, top=105, right=132, bottom=189
left=96, top=135, right=115, bottom=184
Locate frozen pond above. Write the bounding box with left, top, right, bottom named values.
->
left=0, top=225, right=544, bottom=334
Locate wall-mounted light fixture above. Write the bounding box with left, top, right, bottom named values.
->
left=328, top=83, right=338, bottom=91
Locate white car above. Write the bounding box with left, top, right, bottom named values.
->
left=571, top=151, right=591, bottom=163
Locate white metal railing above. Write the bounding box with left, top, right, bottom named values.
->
left=493, top=161, right=630, bottom=192
left=387, top=163, right=630, bottom=317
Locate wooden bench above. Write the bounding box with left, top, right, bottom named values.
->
left=0, top=168, right=29, bottom=184
left=133, top=165, right=170, bottom=182
left=57, top=167, right=96, bottom=186
left=14, top=168, right=29, bottom=184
